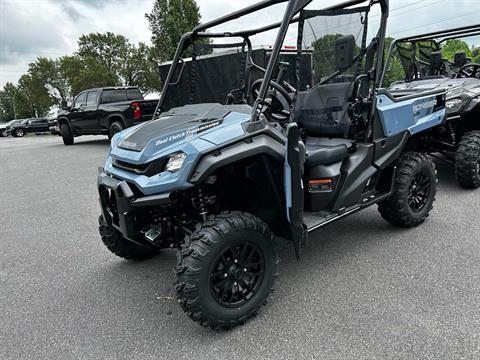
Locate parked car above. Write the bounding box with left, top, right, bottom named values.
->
left=6, top=118, right=50, bottom=137
left=0, top=119, right=23, bottom=137
left=57, top=86, right=158, bottom=145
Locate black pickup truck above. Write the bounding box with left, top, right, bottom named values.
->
left=57, top=87, right=157, bottom=145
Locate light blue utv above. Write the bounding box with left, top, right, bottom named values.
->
left=97, top=0, right=446, bottom=329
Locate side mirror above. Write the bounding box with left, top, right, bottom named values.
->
left=61, top=100, right=69, bottom=110
left=335, top=35, right=356, bottom=71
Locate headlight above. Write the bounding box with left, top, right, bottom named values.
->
left=445, top=98, right=463, bottom=113
left=165, top=152, right=186, bottom=172
left=446, top=98, right=462, bottom=109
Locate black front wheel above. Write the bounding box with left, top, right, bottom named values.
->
left=60, top=124, right=74, bottom=145
left=455, top=131, right=480, bottom=189
left=175, top=212, right=277, bottom=329
left=378, top=152, right=437, bottom=227
left=14, top=128, right=25, bottom=137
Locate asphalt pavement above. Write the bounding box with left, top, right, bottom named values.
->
left=1, top=134, right=479, bottom=360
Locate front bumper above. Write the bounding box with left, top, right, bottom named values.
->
left=97, top=168, right=172, bottom=239
left=49, top=125, right=60, bottom=135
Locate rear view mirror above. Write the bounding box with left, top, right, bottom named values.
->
left=335, top=35, right=355, bottom=71
left=61, top=100, right=69, bottom=110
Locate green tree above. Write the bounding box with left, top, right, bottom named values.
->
left=77, top=32, right=160, bottom=93
left=0, top=83, right=19, bottom=122
left=15, top=74, right=53, bottom=118
left=28, top=57, right=70, bottom=103
left=146, top=0, right=204, bottom=62
left=441, top=39, right=472, bottom=61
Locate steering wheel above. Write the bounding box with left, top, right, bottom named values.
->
left=458, top=63, right=480, bottom=78
left=250, top=79, right=293, bottom=123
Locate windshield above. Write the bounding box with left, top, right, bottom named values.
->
left=298, top=7, right=373, bottom=86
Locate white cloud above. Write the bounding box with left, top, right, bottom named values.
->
left=1, top=0, right=479, bottom=88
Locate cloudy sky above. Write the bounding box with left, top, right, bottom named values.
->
left=1, top=0, right=479, bottom=89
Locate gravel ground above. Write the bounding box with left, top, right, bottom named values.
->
left=1, top=135, right=479, bottom=360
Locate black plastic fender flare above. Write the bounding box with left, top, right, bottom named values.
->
left=188, top=134, right=285, bottom=184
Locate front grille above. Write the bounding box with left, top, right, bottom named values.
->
left=112, top=157, right=168, bottom=177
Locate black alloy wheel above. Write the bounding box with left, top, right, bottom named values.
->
left=209, top=242, right=265, bottom=308
left=407, top=172, right=431, bottom=212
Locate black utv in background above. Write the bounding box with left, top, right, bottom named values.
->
left=57, top=87, right=158, bottom=145
left=383, top=25, right=480, bottom=188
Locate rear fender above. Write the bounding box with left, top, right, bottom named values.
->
left=108, top=114, right=127, bottom=129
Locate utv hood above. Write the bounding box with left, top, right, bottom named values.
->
left=389, top=78, right=480, bottom=114
left=389, top=78, right=480, bottom=99
left=106, top=103, right=252, bottom=195
left=117, top=103, right=251, bottom=153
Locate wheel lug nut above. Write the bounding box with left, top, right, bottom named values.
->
left=224, top=273, right=228, bottom=277
left=243, top=268, right=247, bottom=272
left=234, top=282, right=237, bottom=286
left=234, top=259, right=238, bottom=263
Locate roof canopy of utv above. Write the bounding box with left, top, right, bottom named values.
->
left=155, top=0, right=389, bottom=118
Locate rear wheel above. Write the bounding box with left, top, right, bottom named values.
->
left=98, top=215, right=160, bottom=261
left=378, top=152, right=437, bottom=227
left=109, top=121, right=124, bottom=139
left=60, top=124, right=74, bottom=145
left=14, top=128, right=24, bottom=137
left=175, top=212, right=277, bottom=329
left=455, top=131, right=480, bottom=188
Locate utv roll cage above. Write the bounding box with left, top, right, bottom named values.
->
left=380, top=24, right=480, bottom=86
left=155, top=0, right=390, bottom=120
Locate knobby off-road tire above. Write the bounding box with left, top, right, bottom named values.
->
left=175, top=211, right=278, bottom=329
left=60, top=124, right=74, bottom=145
left=378, top=152, right=437, bottom=227
left=455, top=130, right=480, bottom=189
left=98, top=215, right=159, bottom=261
left=108, top=121, right=124, bottom=140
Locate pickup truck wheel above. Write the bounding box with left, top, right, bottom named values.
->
left=109, top=121, right=124, bottom=139
left=378, top=152, right=437, bottom=227
left=60, top=124, right=74, bottom=145
left=14, top=129, right=24, bottom=137
left=455, top=131, right=480, bottom=188
left=98, top=215, right=160, bottom=261
left=175, top=211, right=277, bottom=329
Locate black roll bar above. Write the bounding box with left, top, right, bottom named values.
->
left=155, top=0, right=390, bottom=120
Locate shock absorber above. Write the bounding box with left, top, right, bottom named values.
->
left=196, top=187, right=208, bottom=222
left=447, top=122, right=456, bottom=145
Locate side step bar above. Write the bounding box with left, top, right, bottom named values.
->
left=305, top=167, right=397, bottom=233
